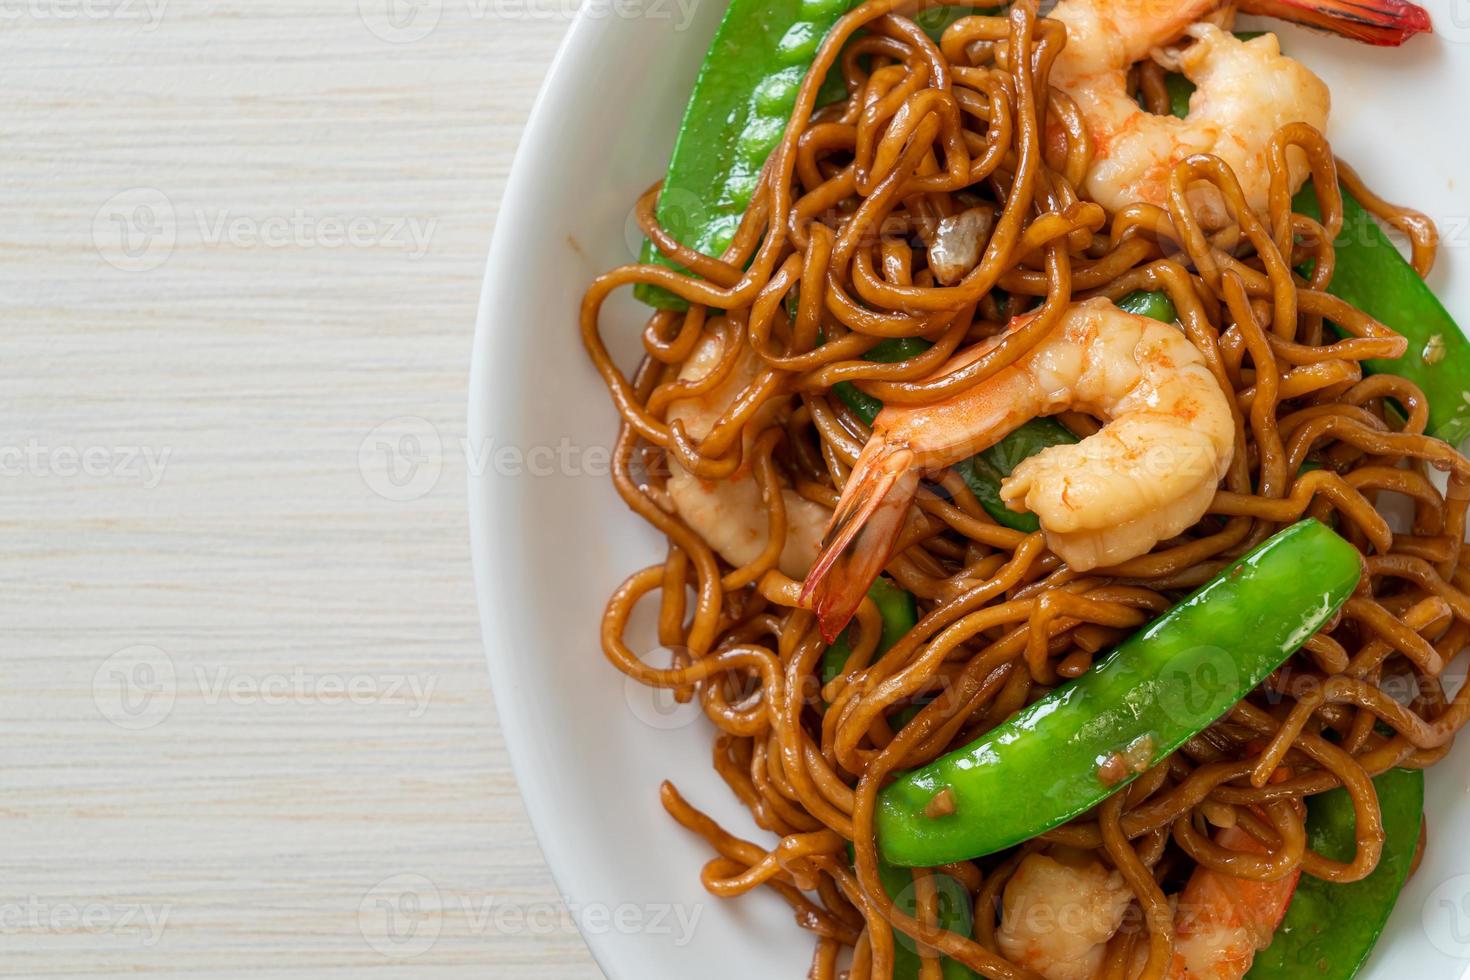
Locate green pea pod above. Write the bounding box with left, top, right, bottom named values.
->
left=888, top=698, right=928, bottom=731
left=876, top=861, right=979, bottom=980
left=634, top=0, right=855, bottom=309
left=1157, top=73, right=1194, bottom=120
left=1247, top=768, right=1424, bottom=980
left=821, top=576, right=918, bottom=685
left=832, top=336, right=934, bottom=426
left=846, top=844, right=980, bottom=980
left=954, top=420, right=1079, bottom=533
left=1117, top=287, right=1178, bottom=324
left=913, top=5, right=992, bottom=40
left=1157, top=48, right=1470, bottom=445
left=876, top=519, right=1361, bottom=867
left=820, top=578, right=935, bottom=725
left=1294, top=185, right=1470, bottom=447
left=637, top=6, right=1000, bottom=309
left=834, top=382, right=886, bottom=427
left=866, top=337, right=934, bottom=362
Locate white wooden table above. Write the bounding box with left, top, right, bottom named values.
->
left=0, top=2, right=599, bottom=975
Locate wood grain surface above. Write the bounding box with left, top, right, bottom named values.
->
left=0, top=2, right=599, bottom=975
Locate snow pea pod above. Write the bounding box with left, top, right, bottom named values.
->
left=1158, top=52, right=1469, bottom=444
left=833, top=382, right=886, bottom=428
left=1295, top=185, right=1470, bottom=447
left=820, top=576, right=918, bottom=685
left=634, top=0, right=856, bottom=309
left=875, top=856, right=979, bottom=980
left=1117, top=287, right=1178, bottom=324
left=1247, top=767, right=1424, bottom=980
left=875, top=519, right=1362, bottom=867
left=832, top=336, right=933, bottom=426
left=954, top=420, right=1078, bottom=533
left=820, top=577, right=928, bottom=748
left=842, top=844, right=979, bottom=980
left=638, top=5, right=998, bottom=309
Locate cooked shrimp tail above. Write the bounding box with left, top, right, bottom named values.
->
left=803, top=331, right=1043, bottom=639
left=802, top=440, right=919, bottom=642
left=800, top=299, right=1236, bottom=640
left=1167, top=823, right=1301, bottom=978
left=1239, top=0, right=1432, bottom=46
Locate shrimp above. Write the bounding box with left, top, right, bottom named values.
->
left=997, top=827, right=1300, bottom=980
left=801, top=298, right=1234, bottom=640
left=996, top=849, right=1134, bottom=980
left=1047, top=0, right=1431, bottom=221
left=1048, top=0, right=1332, bottom=223
left=1164, top=824, right=1301, bottom=980
left=665, top=322, right=829, bottom=579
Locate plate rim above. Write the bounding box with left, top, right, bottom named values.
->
left=468, top=9, right=622, bottom=976
left=469, top=10, right=1470, bottom=978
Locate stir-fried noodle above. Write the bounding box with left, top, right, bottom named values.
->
left=580, top=2, right=1464, bottom=976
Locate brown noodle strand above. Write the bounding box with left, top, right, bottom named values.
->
left=581, top=2, right=1469, bottom=974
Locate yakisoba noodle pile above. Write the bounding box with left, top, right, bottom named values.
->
left=580, top=1, right=1470, bottom=976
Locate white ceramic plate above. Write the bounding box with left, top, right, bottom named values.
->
left=471, top=7, right=1470, bottom=977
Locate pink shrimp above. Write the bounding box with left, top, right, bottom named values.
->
left=801, top=298, right=1234, bottom=641
left=1046, top=0, right=1429, bottom=223
left=1164, top=824, right=1301, bottom=980
left=997, top=826, right=1299, bottom=980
